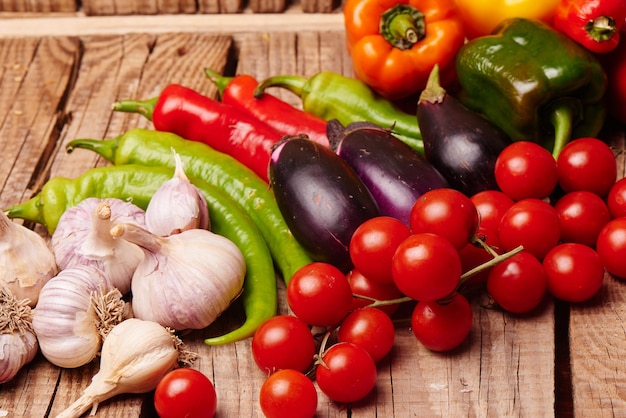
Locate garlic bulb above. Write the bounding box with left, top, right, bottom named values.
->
left=145, top=151, right=210, bottom=236
left=32, top=265, right=129, bottom=368
left=56, top=318, right=197, bottom=418
left=111, top=222, right=245, bottom=331
left=0, top=210, right=57, bottom=307
left=51, top=197, right=145, bottom=295
left=0, top=282, right=38, bottom=383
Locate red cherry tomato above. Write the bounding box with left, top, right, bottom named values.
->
left=315, top=342, right=377, bottom=403
left=554, top=191, right=611, bottom=247
left=543, top=243, right=605, bottom=303
left=337, top=307, right=395, bottom=362
left=494, top=141, right=558, bottom=201
left=498, top=199, right=561, bottom=260
left=486, top=251, right=547, bottom=314
left=459, top=242, right=499, bottom=288
left=470, top=190, right=515, bottom=248
left=411, top=292, right=473, bottom=352
left=251, top=315, right=316, bottom=374
left=607, top=178, right=626, bottom=219
left=596, top=217, right=626, bottom=279
left=154, top=368, right=217, bottom=418
left=556, top=137, right=617, bottom=197
left=287, top=262, right=354, bottom=327
left=409, top=188, right=479, bottom=250
left=347, top=269, right=404, bottom=316
left=259, top=369, right=318, bottom=418
left=392, top=233, right=462, bottom=301
left=349, top=216, right=412, bottom=285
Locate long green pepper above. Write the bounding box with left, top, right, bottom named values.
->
left=66, top=128, right=313, bottom=284
left=5, top=164, right=276, bottom=345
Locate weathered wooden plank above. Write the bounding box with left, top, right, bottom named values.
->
left=249, top=0, right=288, bottom=13
left=0, top=36, right=79, bottom=209
left=81, top=0, right=196, bottom=15
left=198, top=0, right=243, bottom=13
left=0, top=0, right=76, bottom=12
left=301, top=0, right=338, bottom=13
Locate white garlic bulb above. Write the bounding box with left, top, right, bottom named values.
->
left=0, top=210, right=57, bottom=307
left=51, top=198, right=145, bottom=295
left=0, top=282, right=38, bottom=383
left=145, top=151, right=210, bottom=236
left=56, top=318, right=196, bottom=418
left=32, top=265, right=128, bottom=368
left=111, top=222, right=245, bottom=331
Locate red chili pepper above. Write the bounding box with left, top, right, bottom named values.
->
left=113, top=84, right=283, bottom=182
left=205, top=69, right=329, bottom=147
left=553, top=0, right=626, bottom=53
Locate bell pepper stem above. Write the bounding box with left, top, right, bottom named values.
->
left=66, top=137, right=119, bottom=164
left=111, top=97, right=158, bottom=121
left=380, top=4, right=425, bottom=50
left=549, top=103, right=575, bottom=159
left=254, top=75, right=308, bottom=99
left=585, top=16, right=617, bottom=43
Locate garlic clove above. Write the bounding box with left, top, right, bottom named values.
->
left=145, top=151, right=210, bottom=236
left=55, top=318, right=196, bottom=418
left=0, top=211, right=57, bottom=307
left=51, top=197, right=145, bottom=295
left=32, top=265, right=128, bottom=369
left=0, top=282, right=38, bottom=383
left=111, top=222, right=245, bottom=331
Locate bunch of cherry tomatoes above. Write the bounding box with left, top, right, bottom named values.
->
left=252, top=136, right=626, bottom=417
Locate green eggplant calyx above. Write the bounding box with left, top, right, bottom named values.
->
left=380, top=4, right=425, bottom=50
left=418, top=64, right=446, bottom=105
left=585, top=16, right=617, bottom=43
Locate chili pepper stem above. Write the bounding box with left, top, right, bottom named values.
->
left=254, top=75, right=307, bottom=99
left=4, top=200, right=43, bottom=225
left=66, top=138, right=118, bottom=163
left=204, top=68, right=231, bottom=98
left=112, top=97, right=158, bottom=121
left=550, top=103, right=575, bottom=158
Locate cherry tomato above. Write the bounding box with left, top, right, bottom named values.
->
left=409, top=188, right=479, bottom=250
left=498, top=199, right=561, bottom=260
left=543, top=243, right=604, bottom=303
left=251, top=315, right=316, bottom=374
left=607, top=178, right=626, bottom=219
left=154, top=368, right=217, bottom=418
left=349, top=216, right=412, bottom=285
left=259, top=369, right=318, bottom=418
left=494, top=141, right=558, bottom=201
left=556, top=137, right=617, bottom=197
left=596, top=217, right=626, bottom=279
left=486, top=251, right=547, bottom=314
left=459, top=242, right=499, bottom=288
left=315, top=342, right=377, bottom=403
left=287, top=262, right=354, bottom=327
left=470, top=190, right=515, bottom=248
left=554, top=191, right=611, bottom=247
left=348, top=269, right=404, bottom=316
left=411, top=292, right=473, bottom=352
left=392, top=233, right=462, bottom=301
left=337, top=307, right=395, bottom=362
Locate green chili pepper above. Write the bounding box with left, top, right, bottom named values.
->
left=65, top=128, right=313, bottom=283
left=455, top=17, right=607, bottom=158
left=253, top=71, right=424, bottom=154
left=5, top=164, right=276, bottom=345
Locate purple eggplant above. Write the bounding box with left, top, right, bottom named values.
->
left=417, top=65, right=511, bottom=197
left=269, top=135, right=380, bottom=272
left=328, top=120, right=449, bottom=226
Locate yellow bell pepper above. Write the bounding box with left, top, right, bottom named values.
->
left=454, top=0, right=560, bottom=39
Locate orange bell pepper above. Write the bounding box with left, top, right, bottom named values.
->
left=454, top=0, right=560, bottom=39
left=343, top=0, right=465, bottom=101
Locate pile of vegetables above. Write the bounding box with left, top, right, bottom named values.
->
left=1, top=0, right=626, bottom=416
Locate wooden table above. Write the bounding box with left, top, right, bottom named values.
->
left=0, top=11, right=625, bottom=418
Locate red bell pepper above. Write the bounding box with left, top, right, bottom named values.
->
left=553, top=0, right=626, bottom=53
left=113, top=84, right=283, bottom=182
left=205, top=69, right=329, bottom=147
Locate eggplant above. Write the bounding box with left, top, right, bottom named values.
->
left=328, top=120, right=449, bottom=226
left=269, top=135, right=380, bottom=272
left=416, top=65, right=511, bottom=197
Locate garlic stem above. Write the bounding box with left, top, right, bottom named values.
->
left=55, top=318, right=196, bottom=418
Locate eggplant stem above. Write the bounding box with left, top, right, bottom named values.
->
left=418, top=64, right=446, bottom=105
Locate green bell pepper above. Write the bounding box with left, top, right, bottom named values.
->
left=455, top=17, right=607, bottom=158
